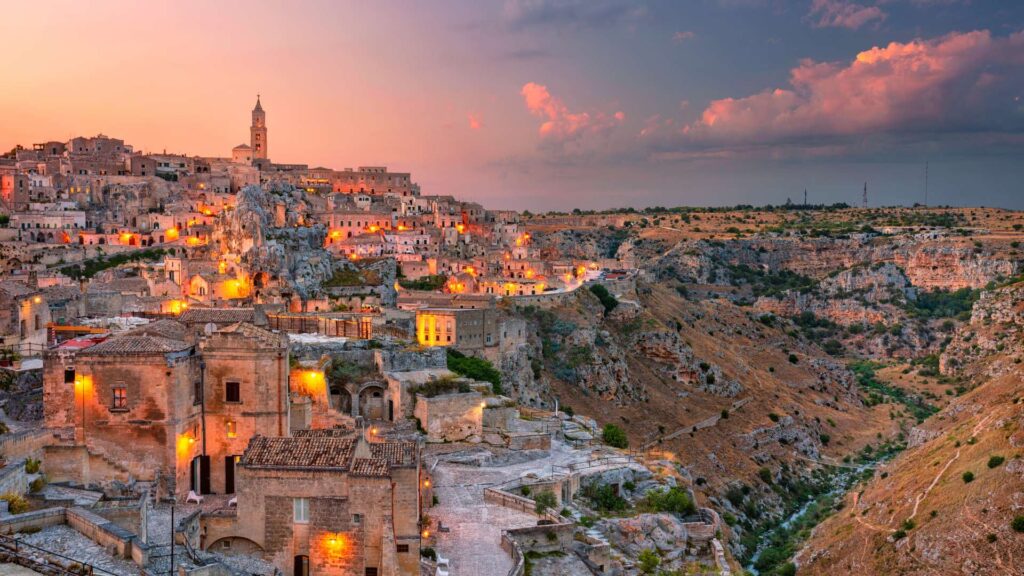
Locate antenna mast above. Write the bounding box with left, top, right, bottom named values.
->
left=863, top=182, right=868, bottom=208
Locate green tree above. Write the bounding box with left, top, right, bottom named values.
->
left=589, top=284, right=619, bottom=315
left=602, top=424, right=629, bottom=448
left=534, top=491, right=557, bottom=515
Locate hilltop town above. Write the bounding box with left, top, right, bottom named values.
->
left=0, top=99, right=1022, bottom=576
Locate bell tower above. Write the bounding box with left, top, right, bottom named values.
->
left=250, top=95, right=268, bottom=160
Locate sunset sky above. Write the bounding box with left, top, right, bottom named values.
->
left=1, top=0, right=1022, bottom=210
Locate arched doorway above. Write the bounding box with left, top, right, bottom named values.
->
left=358, top=384, right=386, bottom=420
left=294, top=555, right=309, bottom=576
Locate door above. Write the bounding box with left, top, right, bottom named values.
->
left=225, top=456, right=236, bottom=494
left=388, top=400, right=394, bottom=422
left=199, top=455, right=211, bottom=494
left=293, top=555, right=309, bottom=576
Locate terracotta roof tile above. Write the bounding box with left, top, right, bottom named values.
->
left=241, top=436, right=356, bottom=470
left=78, top=334, right=191, bottom=356
left=349, top=458, right=390, bottom=478
left=178, top=307, right=255, bottom=325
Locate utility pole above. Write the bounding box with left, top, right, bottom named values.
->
left=170, top=503, right=175, bottom=576
left=863, top=182, right=868, bottom=208
left=803, top=189, right=808, bottom=207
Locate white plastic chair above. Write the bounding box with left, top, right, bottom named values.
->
left=436, top=555, right=450, bottom=569
left=186, top=490, right=204, bottom=504
left=228, top=496, right=238, bottom=507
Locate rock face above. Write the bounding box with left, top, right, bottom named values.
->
left=656, top=235, right=1018, bottom=291
left=635, top=330, right=742, bottom=397
left=604, top=512, right=717, bottom=569
left=220, top=184, right=334, bottom=300
left=940, top=283, right=1024, bottom=376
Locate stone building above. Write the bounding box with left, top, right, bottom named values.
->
left=201, top=430, right=423, bottom=576
left=414, top=307, right=497, bottom=350
left=0, top=280, right=52, bottom=352
left=42, top=318, right=289, bottom=498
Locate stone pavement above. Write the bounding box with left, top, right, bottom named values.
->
left=19, top=525, right=139, bottom=576
left=428, top=440, right=601, bottom=576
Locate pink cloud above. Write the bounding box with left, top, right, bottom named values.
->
left=654, top=30, right=1024, bottom=150
left=520, top=82, right=625, bottom=146
left=468, top=113, right=483, bottom=130
left=672, top=30, right=695, bottom=43
left=807, top=0, right=886, bottom=30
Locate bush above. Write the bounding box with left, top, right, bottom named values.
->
left=602, top=424, right=629, bottom=449
left=420, top=547, right=437, bottom=560
left=819, top=433, right=831, bottom=446
left=962, top=471, right=975, bottom=483
left=24, top=458, right=40, bottom=474
left=768, top=412, right=780, bottom=423
left=987, top=455, right=1005, bottom=469
left=29, top=477, right=45, bottom=493
left=638, top=548, right=660, bottom=574
left=534, top=490, right=557, bottom=514
left=446, top=350, right=503, bottom=395
left=758, top=467, right=773, bottom=484
left=788, top=353, right=799, bottom=364
left=585, top=484, right=628, bottom=512
left=639, top=487, right=696, bottom=516
left=0, top=492, right=29, bottom=514
left=589, top=284, right=619, bottom=315
left=1012, top=516, right=1024, bottom=533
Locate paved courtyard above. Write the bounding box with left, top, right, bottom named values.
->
left=428, top=440, right=599, bottom=576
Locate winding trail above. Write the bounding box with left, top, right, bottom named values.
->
left=908, top=414, right=991, bottom=521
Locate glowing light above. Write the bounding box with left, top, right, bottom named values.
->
left=423, top=479, right=431, bottom=488
left=367, top=225, right=380, bottom=233
left=464, top=266, right=476, bottom=277
left=119, top=232, right=134, bottom=244
left=292, top=370, right=326, bottom=396
left=422, top=530, right=430, bottom=539
left=524, top=269, right=535, bottom=279
left=218, top=261, right=228, bottom=275
left=397, top=225, right=408, bottom=231
left=165, top=228, right=179, bottom=241
left=455, top=224, right=466, bottom=234
left=329, top=230, right=342, bottom=239
left=370, top=427, right=378, bottom=435
left=167, top=300, right=188, bottom=314
left=348, top=253, right=360, bottom=261
left=480, top=401, right=487, bottom=408
left=32, top=296, right=41, bottom=304
left=185, top=236, right=206, bottom=247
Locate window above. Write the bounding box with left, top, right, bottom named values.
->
left=365, top=569, right=378, bottom=576
left=352, top=514, right=362, bottom=525
left=396, top=544, right=409, bottom=553
left=193, top=380, right=202, bottom=405
left=226, top=420, right=237, bottom=438
left=112, top=387, right=127, bottom=410
left=293, top=498, right=309, bottom=524
left=226, top=381, right=240, bottom=403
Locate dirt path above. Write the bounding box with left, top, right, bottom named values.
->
left=908, top=414, right=991, bottom=521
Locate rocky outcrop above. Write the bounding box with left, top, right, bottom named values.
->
left=635, top=331, right=742, bottom=397
left=220, top=184, right=334, bottom=300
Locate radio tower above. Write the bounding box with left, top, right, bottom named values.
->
left=863, top=182, right=868, bottom=208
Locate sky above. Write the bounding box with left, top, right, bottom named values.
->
left=1, top=0, right=1022, bottom=211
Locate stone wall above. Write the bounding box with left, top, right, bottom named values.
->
left=0, top=428, right=50, bottom=462
left=0, top=459, right=30, bottom=495
left=413, top=392, right=482, bottom=443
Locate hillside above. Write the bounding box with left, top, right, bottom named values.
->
left=797, top=282, right=1024, bottom=575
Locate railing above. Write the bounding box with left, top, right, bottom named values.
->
left=0, top=533, right=121, bottom=576
left=0, top=342, right=49, bottom=360
left=551, top=453, right=638, bottom=475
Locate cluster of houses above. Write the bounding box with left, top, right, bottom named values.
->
left=0, top=98, right=638, bottom=576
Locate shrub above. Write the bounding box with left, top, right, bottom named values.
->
left=585, top=484, right=628, bottom=512
left=638, top=548, right=660, bottom=574
left=420, top=547, right=437, bottom=560
left=1012, top=516, right=1024, bottom=533
left=768, top=413, right=780, bottom=423
left=534, top=491, right=557, bottom=514
left=29, top=477, right=45, bottom=493
left=788, top=353, right=799, bottom=364
left=589, top=284, right=619, bottom=315
left=446, top=350, right=503, bottom=395
left=987, top=455, right=1005, bottom=469
left=639, top=487, right=696, bottom=516
left=758, top=467, right=773, bottom=484
left=602, top=424, right=629, bottom=449
left=962, top=471, right=975, bottom=483
left=1, top=492, right=29, bottom=514
left=24, top=458, right=40, bottom=474
left=819, top=433, right=831, bottom=446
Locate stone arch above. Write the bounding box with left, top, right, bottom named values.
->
left=357, top=382, right=387, bottom=420
left=206, top=537, right=263, bottom=556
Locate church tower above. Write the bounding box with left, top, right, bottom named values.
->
left=250, top=95, right=268, bottom=160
